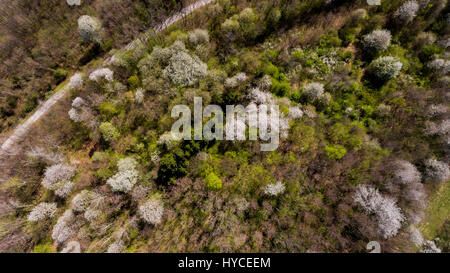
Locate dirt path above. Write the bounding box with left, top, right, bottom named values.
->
left=0, top=0, right=214, bottom=156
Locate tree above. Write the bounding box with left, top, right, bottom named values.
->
left=89, top=68, right=114, bottom=82
left=52, top=209, right=76, bottom=245
left=61, top=241, right=81, bottom=253
left=263, top=181, right=285, bottom=196
left=424, top=158, right=450, bottom=183
left=106, top=157, right=139, bottom=193
left=393, top=160, right=421, bottom=185
left=99, top=122, right=120, bottom=142
left=77, top=15, right=103, bottom=44
left=353, top=185, right=405, bottom=239
left=162, top=51, right=207, bottom=87
left=363, top=29, right=391, bottom=53
left=394, top=1, right=420, bottom=24
left=41, top=164, right=76, bottom=198
left=205, top=172, right=222, bottom=190
left=368, top=56, right=402, bottom=82
left=28, top=202, right=57, bottom=222
left=139, top=196, right=164, bottom=225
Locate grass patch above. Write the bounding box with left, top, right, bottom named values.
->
left=419, top=181, right=450, bottom=240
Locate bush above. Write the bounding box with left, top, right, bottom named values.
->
left=205, top=172, right=222, bottom=190
left=89, top=68, right=114, bottom=83
left=393, top=160, right=421, bottom=185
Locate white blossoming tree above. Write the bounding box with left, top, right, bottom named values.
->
left=41, top=163, right=76, bottom=198
left=107, top=241, right=125, bottom=253
left=424, top=158, right=450, bottom=183
left=77, top=15, right=103, bottom=44
left=139, top=196, right=164, bottom=225
left=353, top=185, right=405, bottom=239
left=52, top=209, right=77, bottom=244
left=393, top=160, right=421, bottom=185
left=66, top=0, right=81, bottom=6
left=89, top=68, right=114, bottom=82
left=188, top=29, right=209, bottom=45
left=61, top=241, right=81, bottom=253
left=162, top=51, right=207, bottom=87
left=363, top=29, right=391, bottom=52
left=369, top=56, right=402, bottom=82
left=106, top=157, right=139, bottom=193
left=28, top=202, right=57, bottom=222
left=394, top=1, right=420, bottom=24
left=68, top=73, right=83, bottom=90
left=263, top=181, right=286, bottom=196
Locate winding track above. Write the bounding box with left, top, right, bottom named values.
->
left=0, top=0, right=214, bottom=155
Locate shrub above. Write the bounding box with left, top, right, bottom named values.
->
left=99, top=122, right=120, bottom=142
left=368, top=56, right=402, bottom=82
left=263, top=181, right=285, bottom=196
left=288, top=106, right=304, bottom=119
left=77, top=15, right=103, bottom=44
left=68, top=97, right=93, bottom=124
left=353, top=185, right=405, bottom=239
left=205, top=172, right=222, bottom=190
left=28, top=202, right=57, bottom=222
left=325, top=144, right=347, bottom=160
left=394, top=1, right=420, bottom=24
left=424, top=158, right=450, bottom=183
left=363, top=29, right=391, bottom=52
left=139, top=196, right=164, bottom=225
left=271, top=79, right=290, bottom=97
